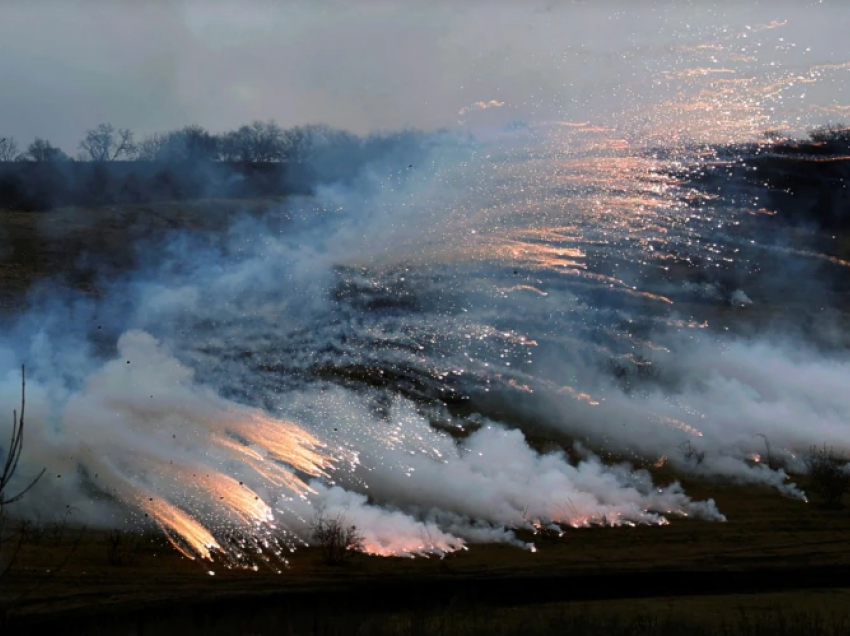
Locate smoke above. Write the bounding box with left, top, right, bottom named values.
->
left=3, top=5, right=850, bottom=565
left=0, top=119, right=840, bottom=556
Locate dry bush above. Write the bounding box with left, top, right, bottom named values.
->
left=804, top=445, right=850, bottom=508
left=309, top=509, right=365, bottom=565
left=808, top=122, right=850, bottom=143
left=1, top=367, right=44, bottom=627
left=1, top=367, right=44, bottom=578
left=679, top=440, right=705, bottom=466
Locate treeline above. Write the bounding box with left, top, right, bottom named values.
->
left=0, top=122, right=456, bottom=210
left=760, top=122, right=850, bottom=155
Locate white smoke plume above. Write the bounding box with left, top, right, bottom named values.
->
left=3, top=6, right=850, bottom=567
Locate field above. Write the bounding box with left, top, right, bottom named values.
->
left=2, top=201, right=850, bottom=635
left=4, top=480, right=850, bottom=634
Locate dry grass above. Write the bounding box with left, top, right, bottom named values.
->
left=2, top=200, right=850, bottom=633
left=0, top=199, right=286, bottom=309
left=1, top=481, right=849, bottom=631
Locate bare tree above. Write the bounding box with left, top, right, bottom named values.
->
left=805, top=445, right=850, bottom=508
left=137, top=125, right=218, bottom=163
left=0, top=138, right=19, bottom=162
left=78, top=123, right=136, bottom=161
left=809, top=122, right=850, bottom=144
left=23, top=138, right=69, bottom=162
left=135, top=132, right=169, bottom=162
left=219, top=120, right=288, bottom=162
left=679, top=440, right=705, bottom=466
left=309, top=508, right=364, bottom=565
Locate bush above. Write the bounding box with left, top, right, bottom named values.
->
left=0, top=368, right=44, bottom=627
left=808, top=122, right=850, bottom=144
left=679, top=440, right=705, bottom=466
left=309, top=509, right=365, bottom=565
left=1, top=367, right=44, bottom=574
left=804, top=445, right=850, bottom=508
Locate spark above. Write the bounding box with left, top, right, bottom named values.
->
left=142, top=496, right=221, bottom=561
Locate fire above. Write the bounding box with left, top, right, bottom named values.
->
left=122, top=409, right=338, bottom=564
left=231, top=411, right=333, bottom=486
left=657, top=415, right=704, bottom=438
left=184, top=469, right=274, bottom=525
left=496, top=284, right=549, bottom=297
left=142, top=495, right=221, bottom=561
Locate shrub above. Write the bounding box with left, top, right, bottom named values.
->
left=309, top=509, right=365, bottom=565
left=679, top=440, right=705, bottom=466
left=804, top=445, right=850, bottom=508
left=808, top=122, right=850, bottom=144
left=1, top=367, right=44, bottom=576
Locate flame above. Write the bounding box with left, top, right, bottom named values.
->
left=458, top=99, right=506, bottom=116
left=108, top=408, right=339, bottom=564
left=142, top=495, right=221, bottom=561
left=496, top=284, right=549, bottom=297
left=185, top=469, right=274, bottom=525
left=657, top=415, right=704, bottom=438
left=231, top=411, right=333, bottom=484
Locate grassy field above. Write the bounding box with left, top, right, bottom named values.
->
left=0, top=199, right=287, bottom=311
left=2, top=200, right=850, bottom=634
left=3, top=477, right=849, bottom=633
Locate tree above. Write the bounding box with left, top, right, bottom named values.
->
left=309, top=508, right=364, bottom=565
left=808, top=123, right=850, bottom=144
left=23, top=138, right=69, bottom=162
left=78, top=123, right=136, bottom=161
left=137, top=125, right=218, bottom=163
left=136, top=132, right=170, bottom=162
left=805, top=445, right=850, bottom=508
left=219, top=120, right=288, bottom=162
left=0, top=138, right=19, bottom=162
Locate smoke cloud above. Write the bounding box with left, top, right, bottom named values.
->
left=2, top=3, right=850, bottom=564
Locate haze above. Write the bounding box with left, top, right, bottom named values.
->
left=1, top=1, right=848, bottom=152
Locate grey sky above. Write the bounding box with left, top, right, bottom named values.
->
left=1, top=1, right=848, bottom=151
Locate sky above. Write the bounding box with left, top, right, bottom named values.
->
left=1, top=0, right=849, bottom=152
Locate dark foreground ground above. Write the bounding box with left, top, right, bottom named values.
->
left=3, top=478, right=850, bottom=635
left=1, top=199, right=850, bottom=634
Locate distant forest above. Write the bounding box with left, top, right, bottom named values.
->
left=0, top=121, right=460, bottom=210
left=1, top=120, right=848, bottom=213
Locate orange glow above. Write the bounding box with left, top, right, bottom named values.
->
left=657, top=415, right=704, bottom=438
left=231, top=411, right=333, bottom=487
left=496, top=284, right=549, bottom=297
left=185, top=470, right=274, bottom=525
left=142, top=495, right=221, bottom=561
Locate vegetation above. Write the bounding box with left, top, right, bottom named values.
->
left=0, top=138, right=18, bottom=162
left=679, top=440, right=706, bottom=466
left=285, top=605, right=850, bottom=636
left=808, top=122, right=850, bottom=144
left=309, top=508, right=365, bottom=565
left=690, top=121, right=850, bottom=230
left=0, top=367, right=44, bottom=577
left=0, top=367, right=44, bottom=626
left=0, top=121, right=452, bottom=210
left=804, top=445, right=850, bottom=508
left=1, top=120, right=449, bottom=166
left=78, top=124, right=137, bottom=162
